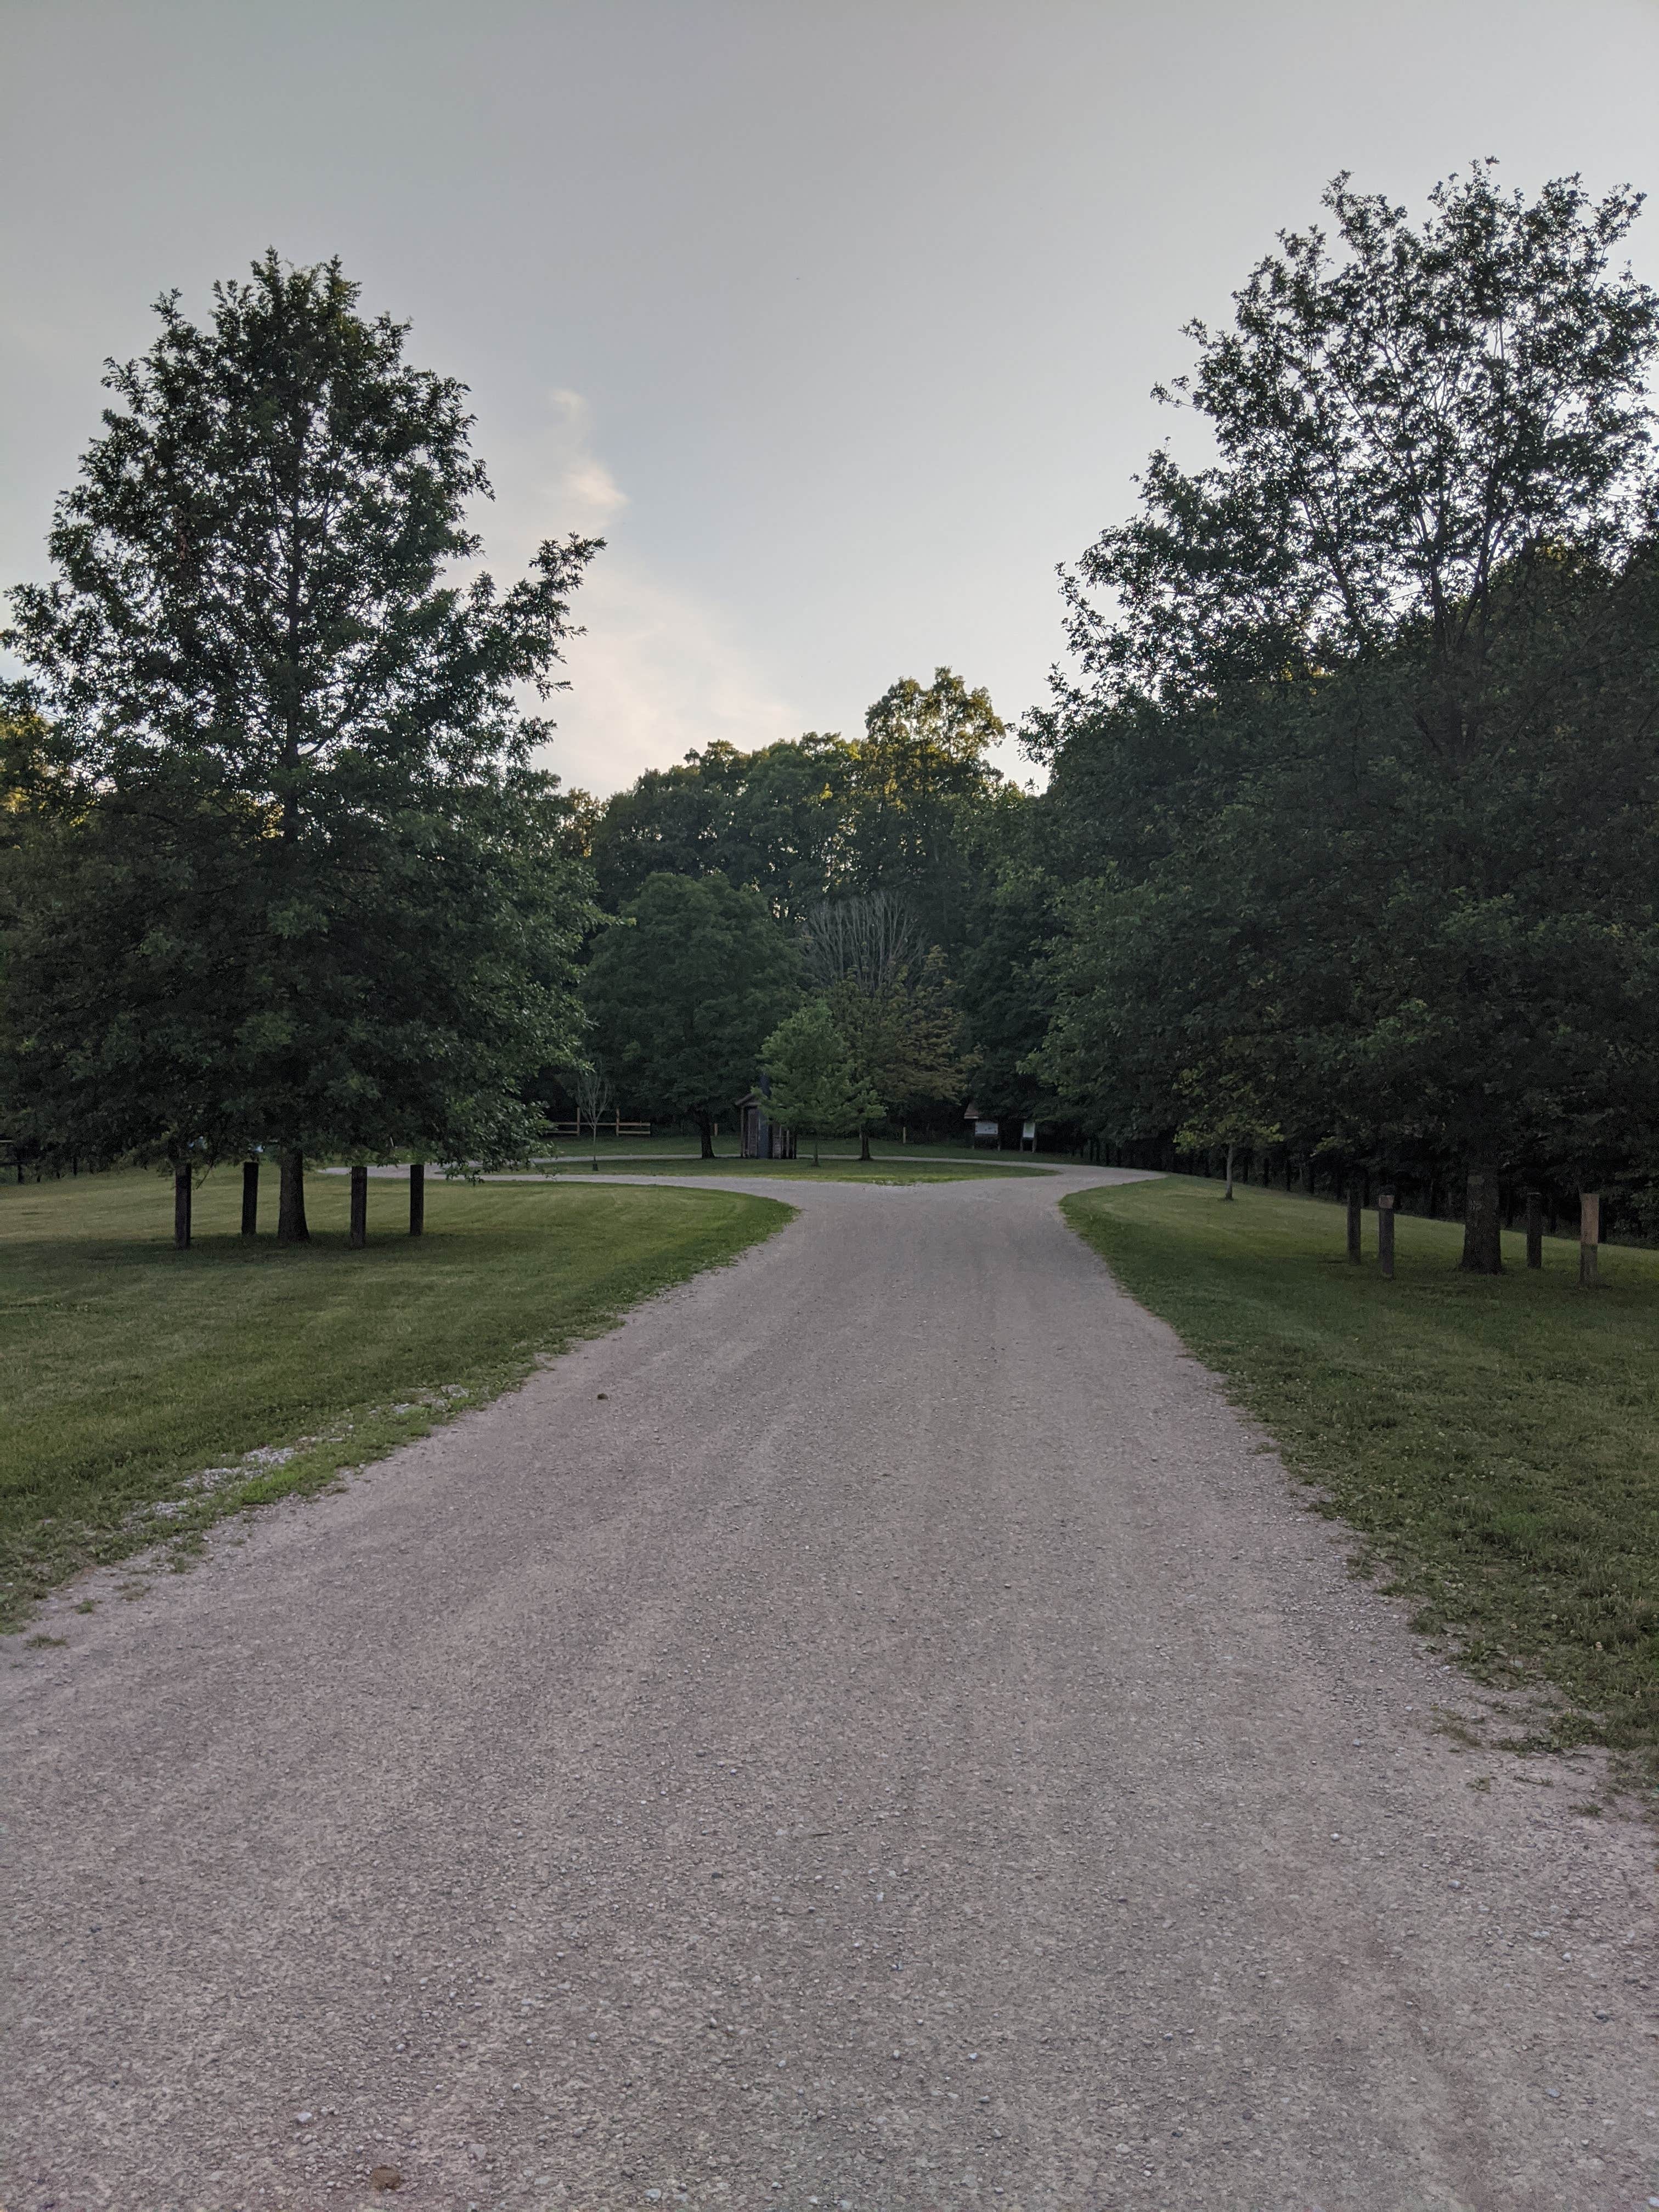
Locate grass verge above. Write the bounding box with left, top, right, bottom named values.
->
left=1, top=1168, right=788, bottom=1629
left=1063, top=1177, right=1659, bottom=1782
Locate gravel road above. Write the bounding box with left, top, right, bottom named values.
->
left=3, top=1166, right=1656, bottom=2212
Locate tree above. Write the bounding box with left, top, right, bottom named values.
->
left=848, top=669, right=1005, bottom=946
left=761, top=999, right=879, bottom=1167
left=1174, top=1064, right=1282, bottom=1201
left=583, top=872, right=801, bottom=1156
left=1034, top=168, right=1659, bottom=1268
left=573, top=1057, right=613, bottom=1172
left=4, top=253, right=598, bottom=1239
left=800, top=893, right=972, bottom=1155
left=591, top=733, right=855, bottom=917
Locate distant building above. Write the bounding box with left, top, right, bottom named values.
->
left=737, top=1079, right=797, bottom=1159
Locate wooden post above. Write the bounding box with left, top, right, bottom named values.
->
left=409, top=1162, right=425, bottom=1238
left=349, top=1164, right=368, bottom=1249
left=173, top=1167, right=192, bottom=1251
left=1346, top=1179, right=1362, bottom=1262
left=1579, top=1191, right=1600, bottom=1288
left=241, top=1159, right=259, bottom=1238
left=276, top=1149, right=309, bottom=1244
left=1378, top=1190, right=1395, bottom=1279
left=1524, top=1188, right=1542, bottom=1270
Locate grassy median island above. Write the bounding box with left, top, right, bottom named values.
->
left=537, top=1155, right=1053, bottom=1183
left=1064, top=1177, right=1659, bottom=1780
left=0, top=1169, right=789, bottom=1629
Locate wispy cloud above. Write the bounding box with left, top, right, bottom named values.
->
left=478, top=389, right=803, bottom=795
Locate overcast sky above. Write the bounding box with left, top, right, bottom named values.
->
left=4, top=0, right=1657, bottom=795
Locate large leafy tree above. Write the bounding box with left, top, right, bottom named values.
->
left=582, top=872, right=801, bottom=1155
left=4, top=253, right=598, bottom=1237
left=1033, top=168, right=1659, bottom=1268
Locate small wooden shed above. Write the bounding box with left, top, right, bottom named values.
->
left=737, top=1082, right=797, bottom=1159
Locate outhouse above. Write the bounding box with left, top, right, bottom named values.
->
left=737, top=1080, right=797, bottom=1159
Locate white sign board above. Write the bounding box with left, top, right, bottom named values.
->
left=1022, top=1120, right=1037, bottom=1141
left=974, top=1120, right=998, bottom=1138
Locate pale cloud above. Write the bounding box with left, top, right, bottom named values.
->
left=476, top=387, right=803, bottom=795
left=547, top=560, right=807, bottom=796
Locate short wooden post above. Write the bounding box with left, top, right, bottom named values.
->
left=349, top=1163, right=368, bottom=1249
left=173, top=1167, right=192, bottom=1251
left=409, top=1161, right=425, bottom=1237
left=1579, top=1191, right=1600, bottom=1288
left=1377, top=1190, right=1395, bottom=1279
left=1524, top=1188, right=1542, bottom=1270
left=1346, top=1180, right=1362, bottom=1262
left=241, top=1158, right=259, bottom=1238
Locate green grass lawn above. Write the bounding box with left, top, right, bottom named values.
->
left=0, top=1167, right=788, bottom=1630
left=1064, top=1177, right=1659, bottom=1780
left=534, top=1155, right=1054, bottom=1183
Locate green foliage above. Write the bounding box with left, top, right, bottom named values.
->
left=1064, top=1176, right=1659, bottom=1782
left=846, top=667, right=1006, bottom=945
left=0, top=1167, right=788, bottom=1629
left=592, top=733, right=856, bottom=918
left=1029, top=167, right=1659, bottom=1235
left=3, top=253, right=598, bottom=1171
left=589, top=669, right=1007, bottom=949
left=760, top=998, right=880, bottom=1165
left=825, top=953, right=968, bottom=1122
left=1056, top=166, right=1659, bottom=715
left=583, top=871, right=802, bottom=1153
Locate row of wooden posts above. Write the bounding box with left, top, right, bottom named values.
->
left=1342, top=1184, right=1604, bottom=1285
left=172, top=1160, right=426, bottom=1250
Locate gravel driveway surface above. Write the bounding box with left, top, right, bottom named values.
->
left=3, top=1165, right=1656, bottom=2212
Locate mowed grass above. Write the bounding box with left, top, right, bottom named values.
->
left=1064, top=1178, right=1659, bottom=1778
left=0, top=1167, right=788, bottom=1628
left=538, top=1156, right=1052, bottom=1183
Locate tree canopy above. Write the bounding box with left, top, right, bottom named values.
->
left=582, top=872, right=802, bottom=1156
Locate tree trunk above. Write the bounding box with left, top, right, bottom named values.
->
left=1579, top=1190, right=1600, bottom=1287
left=1378, top=1192, right=1395, bottom=1279
left=1524, top=1188, right=1542, bottom=1269
left=812, top=1132, right=821, bottom=1166
left=349, top=1164, right=368, bottom=1249
left=409, top=1162, right=425, bottom=1237
left=173, top=1167, right=192, bottom=1251
left=241, top=1159, right=259, bottom=1238
left=1459, top=1167, right=1503, bottom=1273
left=277, top=1149, right=309, bottom=1244
left=697, top=1114, right=714, bottom=1160
left=859, top=1127, right=872, bottom=1163
left=1223, top=1142, right=1234, bottom=1200
left=1346, top=1180, right=1362, bottom=1262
